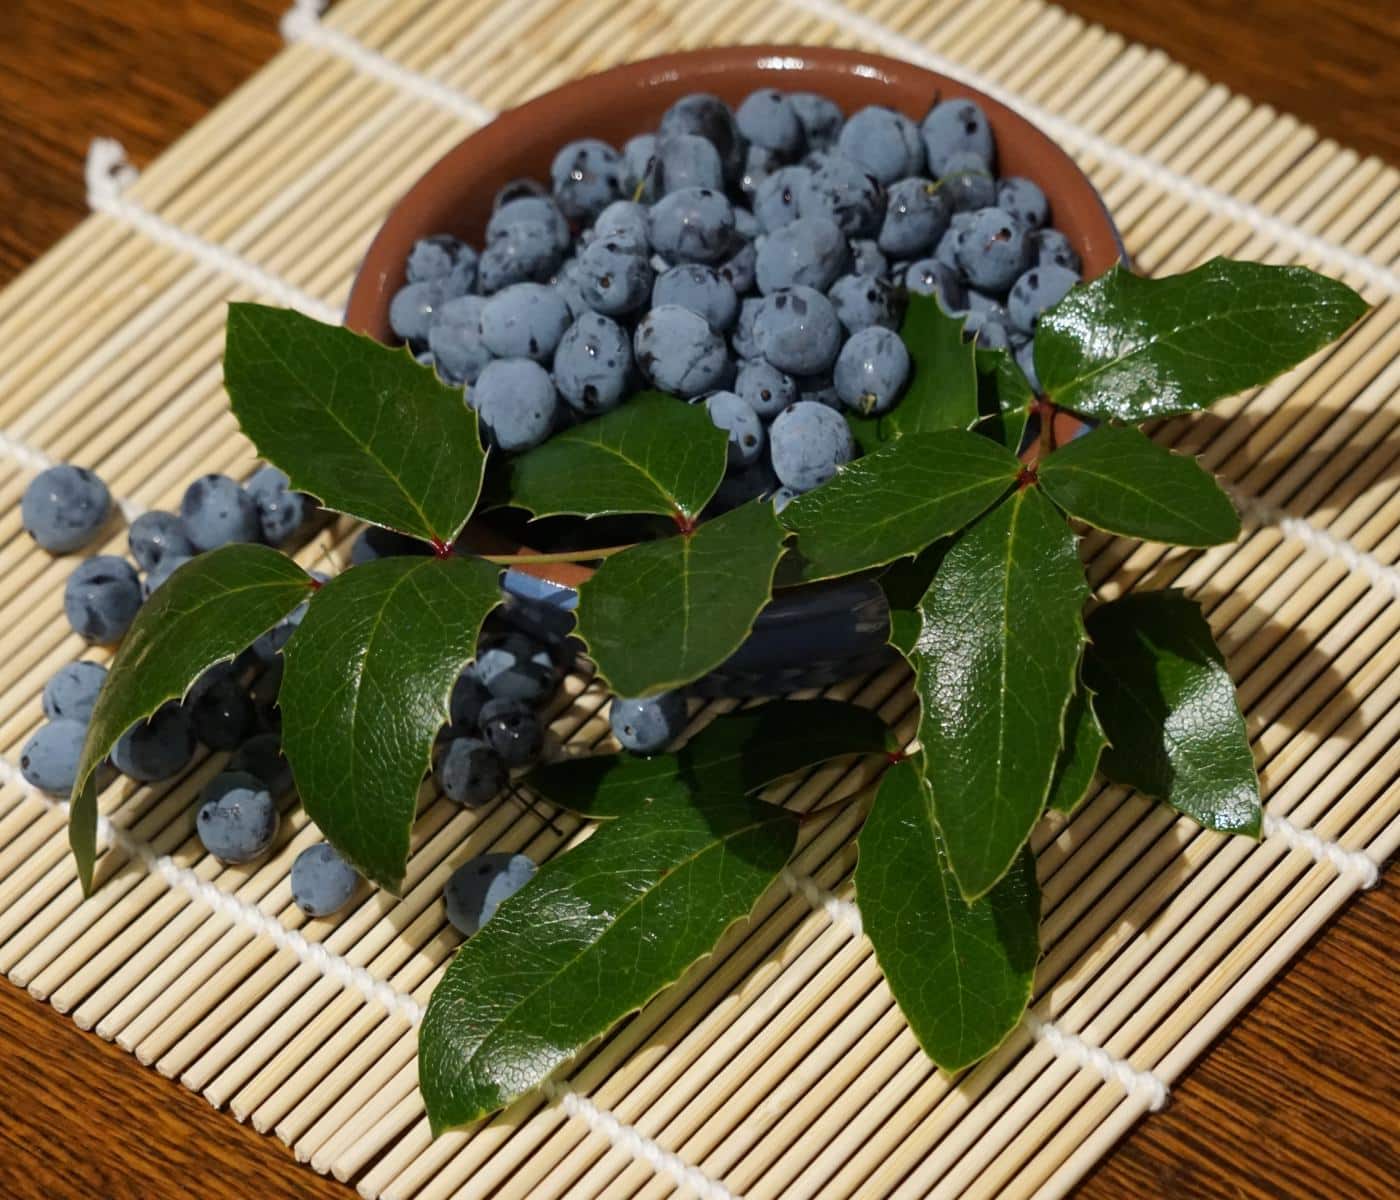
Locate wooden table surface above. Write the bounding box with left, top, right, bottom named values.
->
left=1, top=2, right=1396, bottom=1197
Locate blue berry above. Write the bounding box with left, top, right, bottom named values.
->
left=878, top=177, right=950, bottom=259
left=22, top=465, right=111, bottom=554
left=1015, top=339, right=1041, bottom=394
left=904, top=258, right=967, bottom=313
left=553, top=259, right=589, bottom=319
left=428, top=295, right=493, bottom=385
left=128, top=510, right=194, bottom=572
left=180, top=473, right=261, bottom=552
left=736, top=89, right=804, bottom=158
left=553, top=312, right=633, bottom=415
left=188, top=671, right=255, bottom=751
left=551, top=138, right=623, bottom=223
left=754, top=166, right=812, bottom=233
left=478, top=697, right=543, bottom=768
left=837, top=106, right=925, bottom=184
left=443, top=852, right=536, bottom=937
left=480, top=283, right=572, bottom=361
left=610, top=691, right=687, bottom=755
left=790, top=92, right=844, bottom=152
left=20, top=720, right=86, bottom=794
left=476, top=633, right=557, bottom=703
left=389, top=280, right=446, bottom=347
left=934, top=211, right=976, bottom=272
left=754, top=286, right=842, bottom=376
left=731, top=296, right=764, bottom=360
left=43, top=661, right=107, bottom=725
left=246, top=466, right=307, bottom=546
left=938, top=151, right=996, bottom=212
left=1028, top=227, right=1081, bottom=273
left=997, top=177, right=1049, bottom=230
left=653, top=264, right=738, bottom=331
left=65, top=556, right=141, bottom=643
left=797, top=371, right=841, bottom=410
left=112, top=703, right=195, bottom=782
left=648, top=188, right=736, bottom=264
left=772, top=485, right=798, bottom=513
left=1008, top=263, right=1079, bottom=335
left=406, top=235, right=477, bottom=294
left=492, top=177, right=550, bottom=210
left=251, top=595, right=310, bottom=664
left=755, top=216, right=848, bottom=294
left=658, top=94, right=745, bottom=185
left=350, top=526, right=432, bottom=565
left=449, top=665, right=490, bottom=729
left=622, top=134, right=657, bottom=201
left=835, top=326, right=911, bottom=416
left=769, top=401, right=856, bottom=493
left=702, top=391, right=766, bottom=468
left=591, top=200, right=650, bottom=255
left=956, top=207, right=1031, bottom=293
left=634, top=305, right=732, bottom=398
left=711, top=459, right=779, bottom=511
left=435, top=736, right=507, bottom=807
left=143, top=553, right=193, bottom=599
left=229, top=732, right=293, bottom=794
left=576, top=241, right=654, bottom=317
left=196, top=771, right=278, bottom=864
left=802, top=153, right=886, bottom=238
left=921, top=99, right=995, bottom=175
left=477, top=225, right=564, bottom=294
left=486, top=197, right=570, bottom=256
left=963, top=300, right=1013, bottom=350
left=473, top=359, right=559, bottom=452
left=741, top=144, right=783, bottom=197
left=734, top=359, right=797, bottom=420
left=714, top=236, right=757, bottom=295
left=654, top=134, right=725, bottom=194
left=848, top=238, right=888, bottom=277
left=291, top=842, right=360, bottom=918
left=829, top=273, right=901, bottom=334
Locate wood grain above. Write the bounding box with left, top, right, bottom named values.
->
left=0, top=2, right=1395, bottom=1198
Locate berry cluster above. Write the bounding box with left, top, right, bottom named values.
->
left=395, top=91, right=1080, bottom=509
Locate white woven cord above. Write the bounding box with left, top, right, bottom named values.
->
left=277, top=0, right=1400, bottom=297
left=84, top=138, right=341, bottom=325
left=1263, top=812, right=1380, bottom=889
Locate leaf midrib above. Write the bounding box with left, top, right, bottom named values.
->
left=1043, top=459, right=1222, bottom=540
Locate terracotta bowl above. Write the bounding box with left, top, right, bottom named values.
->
left=344, top=46, right=1122, bottom=694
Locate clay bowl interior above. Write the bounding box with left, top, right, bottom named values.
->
left=344, top=45, right=1121, bottom=587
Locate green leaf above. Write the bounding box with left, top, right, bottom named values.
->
left=1035, top=260, right=1370, bottom=421
left=419, top=792, right=798, bottom=1130
left=1039, top=424, right=1240, bottom=547
left=878, top=544, right=947, bottom=658
left=504, top=392, right=729, bottom=521
left=575, top=501, right=786, bottom=696
left=780, top=431, right=1019, bottom=582
left=976, top=346, right=1034, bottom=454
left=225, top=303, right=485, bottom=545
left=526, top=698, right=890, bottom=818
left=280, top=555, right=502, bottom=892
left=856, top=760, right=1039, bottom=1072
left=1045, top=678, right=1108, bottom=816
left=1083, top=590, right=1260, bottom=835
left=912, top=486, right=1087, bottom=899
left=68, top=546, right=312, bottom=894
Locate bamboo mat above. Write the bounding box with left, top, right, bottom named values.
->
left=1, top=0, right=1397, bottom=1196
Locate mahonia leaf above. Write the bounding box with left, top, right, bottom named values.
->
left=526, top=698, right=891, bottom=818
left=1084, top=590, right=1260, bottom=835
left=225, top=304, right=485, bottom=546
left=879, top=544, right=947, bottom=657
left=280, top=555, right=502, bottom=892
left=1039, top=424, right=1240, bottom=546
left=1044, top=677, right=1108, bottom=816
left=504, top=392, right=729, bottom=521
left=857, top=759, right=1040, bottom=1071
left=69, top=546, right=313, bottom=894
left=912, top=486, right=1087, bottom=899
left=575, top=500, right=786, bottom=697
left=1035, top=260, right=1369, bottom=421
left=419, top=792, right=797, bottom=1131
left=780, top=430, right=1019, bottom=582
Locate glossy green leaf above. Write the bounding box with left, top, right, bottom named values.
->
left=526, top=698, right=891, bottom=818
left=225, top=303, right=485, bottom=545
left=1036, top=260, right=1369, bottom=421
left=69, top=546, right=312, bottom=894
left=280, top=555, right=502, bottom=892
left=1039, top=424, right=1240, bottom=547
left=856, top=760, right=1039, bottom=1071
left=1045, top=679, right=1108, bottom=816
left=419, top=792, right=798, bottom=1130
left=912, top=486, right=1087, bottom=899
left=976, top=345, right=1035, bottom=454
left=1084, top=590, right=1260, bottom=835
left=505, top=392, right=729, bottom=521
left=575, top=501, right=786, bottom=697
left=780, top=431, right=1019, bottom=582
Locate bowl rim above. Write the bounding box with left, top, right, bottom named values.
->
left=344, top=44, right=1122, bottom=590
